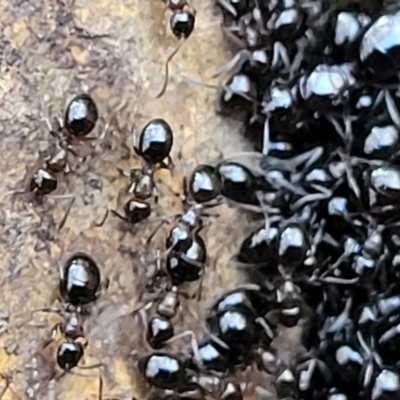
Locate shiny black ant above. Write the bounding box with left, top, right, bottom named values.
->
left=146, top=164, right=222, bottom=290
left=16, top=253, right=101, bottom=349
left=3, top=253, right=103, bottom=399
left=25, top=94, right=99, bottom=202
left=96, top=119, right=174, bottom=229
left=156, top=0, right=197, bottom=98
left=118, top=118, right=174, bottom=204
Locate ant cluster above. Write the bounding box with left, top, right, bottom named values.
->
left=213, top=0, right=400, bottom=399
left=12, top=0, right=400, bottom=399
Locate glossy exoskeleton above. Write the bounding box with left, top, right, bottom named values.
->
left=30, top=169, right=58, bottom=197
left=187, top=164, right=222, bottom=204
left=207, top=287, right=275, bottom=364
left=156, top=286, right=180, bottom=319
left=190, top=339, right=230, bottom=372
left=56, top=341, right=84, bottom=371
left=278, top=223, right=309, bottom=269
left=139, top=286, right=180, bottom=349
left=166, top=233, right=207, bottom=285
left=370, top=369, right=400, bottom=400
left=112, top=198, right=152, bottom=225
left=149, top=165, right=220, bottom=285
left=147, top=317, right=175, bottom=350
left=170, top=10, right=195, bottom=39
left=274, top=278, right=305, bottom=328
left=298, top=63, right=356, bottom=113
left=64, top=94, right=99, bottom=137
left=325, top=11, right=370, bottom=63
left=237, top=222, right=279, bottom=271
left=59, top=253, right=101, bottom=306
left=123, top=118, right=174, bottom=202
left=135, top=119, right=174, bottom=166
left=139, top=352, right=186, bottom=390
left=220, top=73, right=257, bottom=115
left=217, top=161, right=263, bottom=206
left=360, top=12, right=400, bottom=81
left=159, top=165, right=221, bottom=255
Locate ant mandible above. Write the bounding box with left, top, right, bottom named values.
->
left=156, top=0, right=197, bottom=98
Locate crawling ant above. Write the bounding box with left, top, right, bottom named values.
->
left=119, top=118, right=174, bottom=204
left=97, top=119, right=174, bottom=229
left=26, top=94, right=99, bottom=202
left=137, top=284, right=200, bottom=353
left=5, top=253, right=103, bottom=399
left=147, top=164, right=222, bottom=288
left=156, top=1, right=197, bottom=98
left=13, top=252, right=102, bottom=335
left=44, top=93, right=99, bottom=173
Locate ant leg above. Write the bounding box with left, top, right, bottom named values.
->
left=186, top=0, right=197, bottom=15
left=92, top=210, right=109, bottom=228
left=117, top=168, right=132, bottom=178
left=385, top=89, right=400, bottom=128
left=58, top=197, right=75, bottom=231
left=255, top=317, right=274, bottom=340
left=98, top=371, right=103, bottom=400
left=110, top=210, right=128, bottom=223
left=152, top=177, right=159, bottom=204
left=182, top=176, right=189, bottom=201
left=196, top=271, right=204, bottom=301
left=216, top=0, right=237, bottom=15
left=78, top=363, right=103, bottom=371
left=168, top=155, right=175, bottom=171
left=132, top=127, right=141, bottom=156
left=146, top=218, right=172, bottom=245
left=211, top=50, right=250, bottom=79
left=210, top=334, right=229, bottom=350
left=273, top=42, right=291, bottom=71
left=166, top=331, right=201, bottom=365
left=262, top=116, right=270, bottom=156
left=156, top=37, right=187, bottom=99
left=0, top=372, right=12, bottom=400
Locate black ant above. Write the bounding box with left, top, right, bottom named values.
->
left=121, top=118, right=174, bottom=203
left=2, top=253, right=103, bottom=399
left=146, top=164, right=222, bottom=293
left=156, top=0, right=197, bottom=98
left=96, top=118, right=174, bottom=229
left=24, top=94, right=99, bottom=202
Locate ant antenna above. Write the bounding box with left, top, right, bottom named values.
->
left=156, top=38, right=187, bottom=98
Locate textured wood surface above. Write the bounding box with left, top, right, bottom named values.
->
left=0, top=0, right=259, bottom=399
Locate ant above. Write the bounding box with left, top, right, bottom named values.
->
left=26, top=93, right=99, bottom=202
left=96, top=119, right=174, bottom=229
left=156, top=1, right=197, bottom=98
left=2, top=253, right=103, bottom=399
left=118, top=118, right=174, bottom=204
left=146, top=164, right=222, bottom=290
